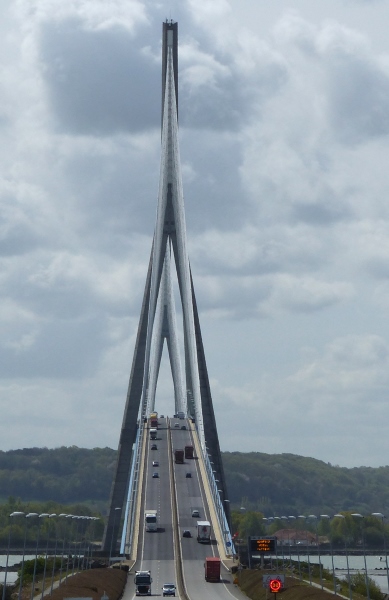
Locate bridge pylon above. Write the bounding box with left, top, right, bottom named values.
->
left=102, top=20, right=231, bottom=554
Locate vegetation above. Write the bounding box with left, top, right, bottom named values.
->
left=222, top=451, right=389, bottom=515
left=0, top=446, right=115, bottom=509
left=230, top=508, right=389, bottom=548
left=1, top=446, right=389, bottom=523
left=0, top=498, right=104, bottom=546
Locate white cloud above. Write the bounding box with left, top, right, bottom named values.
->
left=1, top=0, right=389, bottom=468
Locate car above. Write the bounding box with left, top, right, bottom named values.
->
left=160, top=414, right=164, bottom=418
left=152, top=472, right=159, bottom=478
left=182, top=530, right=192, bottom=538
left=151, top=444, right=158, bottom=450
left=162, top=583, right=176, bottom=597
left=191, top=509, right=200, bottom=517
left=185, top=472, right=192, bottom=478
left=181, top=425, right=186, bottom=430
left=174, top=423, right=180, bottom=428
left=152, top=461, right=159, bottom=467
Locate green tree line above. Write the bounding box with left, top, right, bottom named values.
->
left=231, top=509, right=389, bottom=548
left=1, top=446, right=389, bottom=517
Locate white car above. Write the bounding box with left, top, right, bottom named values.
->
left=162, top=584, right=176, bottom=597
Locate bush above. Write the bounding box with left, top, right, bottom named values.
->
left=350, top=571, right=384, bottom=600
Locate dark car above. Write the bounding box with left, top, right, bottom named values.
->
left=185, top=472, right=191, bottom=478
left=162, top=584, right=176, bottom=597
left=182, top=530, right=191, bottom=538
left=151, top=444, right=158, bottom=450
left=181, top=425, right=186, bottom=430
left=152, top=472, right=159, bottom=478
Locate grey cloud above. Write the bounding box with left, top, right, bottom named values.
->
left=39, top=18, right=161, bottom=135
left=0, top=316, right=107, bottom=378
left=327, top=52, right=389, bottom=144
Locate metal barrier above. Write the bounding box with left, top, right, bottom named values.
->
left=202, top=448, right=235, bottom=557
left=120, top=421, right=144, bottom=555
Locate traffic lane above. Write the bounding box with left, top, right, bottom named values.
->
left=142, top=425, right=174, bottom=562
left=125, top=559, right=177, bottom=600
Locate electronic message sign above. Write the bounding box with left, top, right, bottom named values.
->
left=249, top=537, right=277, bottom=553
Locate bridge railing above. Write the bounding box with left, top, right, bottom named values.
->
left=203, top=448, right=235, bottom=557
left=120, top=421, right=144, bottom=556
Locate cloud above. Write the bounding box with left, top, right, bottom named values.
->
left=1, top=0, right=389, bottom=469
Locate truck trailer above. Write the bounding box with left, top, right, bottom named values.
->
left=134, top=571, right=152, bottom=595
left=145, top=509, right=158, bottom=532
left=197, top=521, right=211, bottom=543
left=205, top=557, right=221, bottom=582
left=184, top=445, right=194, bottom=459
left=174, top=449, right=184, bottom=464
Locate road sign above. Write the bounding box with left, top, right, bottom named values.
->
left=250, top=537, right=277, bottom=553
left=262, top=574, right=285, bottom=589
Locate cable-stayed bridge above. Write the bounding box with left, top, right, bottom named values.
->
left=101, top=21, right=239, bottom=599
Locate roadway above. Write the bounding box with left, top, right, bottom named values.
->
left=122, top=417, right=247, bottom=600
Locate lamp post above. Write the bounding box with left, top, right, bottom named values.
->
left=109, top=508, right=121, bottom=564
left=288, top=516, right=299, bottom=577
left=65, top=515, right=75, bottom=582
left=351, top=514, right=370, bottom=600
left=30, top=513, right=49, bottom=600
left=19, top=513, right=38, bottom=600
left=298, top=515, right=312, bottom=585
left=308, top=515, right=323, bottom=589
left=41, top=514, right=56, bottom=600
left=372, top=513, right=389, bottom=593
left=2, top=511, right=25, bottom=600
left=50, top=514, right=67, bottom=595
left=320, top=515, right=337, bottom=595
left=334, top=514, right=352, bottom=600
left=72, top=517, right=82, bottom=576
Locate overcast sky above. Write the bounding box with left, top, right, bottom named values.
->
left=2, top=0, right=389, bottom=468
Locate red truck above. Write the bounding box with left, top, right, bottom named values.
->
left=150, top=418, right=158, bottom=428
left=174, top=449, right=184, bottom=464
left=204, top=557, right=220, bottom=582
left=184, top=445, right=194, bottom=459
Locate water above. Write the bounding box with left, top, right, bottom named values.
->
left=290, top=554, right=389, bottom=593
left=0, top=555, right=45, bottom=586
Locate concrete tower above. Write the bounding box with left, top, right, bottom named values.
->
left=102, top=21, right=230, bottom=553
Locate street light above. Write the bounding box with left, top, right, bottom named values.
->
left=372, top=513, right=389, bottom=593
left=297, top=515, right=312, bottom=585
left=65, top=515, right=75, bottom=582
left=50, top=514, right=67, bottom=595
left=41, top=513, right=56, bottom=600
left=2, top=511, right=25, bottom=600
left=18, top=513, right=38, bottom=600
left=30, top=514, right=49, bottom=600
left=308, top=515, right=323, bottom=590
left=320, top=515, right=337, bottom=595
left=334, top=514, right=352, bottom=600
left=351, top=514, right=370, bottom=600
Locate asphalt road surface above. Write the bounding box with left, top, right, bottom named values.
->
left=122, top=417, right=247, bottom=600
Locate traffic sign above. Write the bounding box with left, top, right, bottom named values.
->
left=262, top=574, right=285, bottom=589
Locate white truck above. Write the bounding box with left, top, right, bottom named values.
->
left=150, top=428, right=157, bottom=439
left=145, top=509, right=158, bottom=532
left=134, top=570, right=152, bottom=595
left=197, top=520, right=211, bottom=543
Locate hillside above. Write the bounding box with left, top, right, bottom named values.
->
left=0, top=447, right=388, bottom=515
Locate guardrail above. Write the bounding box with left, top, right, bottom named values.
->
left=120, top=421, right=144, bottom=556
left=202, top=449, right=235, bottom=558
